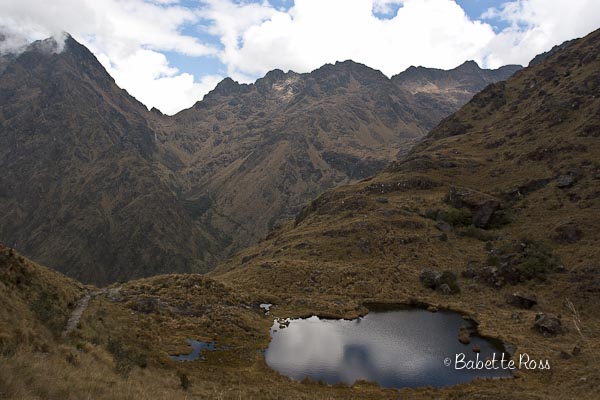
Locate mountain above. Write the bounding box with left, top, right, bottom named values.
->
left=156, top=59, right=520, bottom=259
left=0, top=35, right=520, bottom=284
left=0, top=36, right=219, bottom=284
left=392, top=60, right=521, bottom=110
left=212, top=29, right=600, bottom=398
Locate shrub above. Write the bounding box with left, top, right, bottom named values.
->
left=459, top=226, right=497, bottom=241
left=438, top=208, right=472, bottom=227
left=178, top=372, right=191, bottom=390
left=423, top=207, right=471, bottom=226
left=106, top=337, right=148, bottom=378
left=486, top=239, right=560, bottom=282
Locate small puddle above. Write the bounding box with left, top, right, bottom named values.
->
left=260, top=303, right=272, bottom=315
left=265, top=308, right=512, bottom=389
left=170, top=339, right=218, bottom=362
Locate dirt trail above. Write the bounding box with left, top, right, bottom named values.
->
left=62, top=288, right=115, bottom=337
left=62, top=292, right=91, bottom=337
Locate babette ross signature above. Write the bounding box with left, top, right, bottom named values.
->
left=443, top=353, right=550, bottom=370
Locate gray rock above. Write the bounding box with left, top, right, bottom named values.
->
left=446, top=186, right=501, bottom=228
left=435, top=221, right=454, bottom=232
left=419, top=269, right=441, bottom=289
left=420, top=269, right=459, bottom=294
left=534, top=312, right=562, bottom=336
left=507, top=292, right=538, bottom=309
left=472, top=200, right=501, bottom=228
left=556, top=173, right=578, bottom=188
left=438, top=283, right=453, bottom=295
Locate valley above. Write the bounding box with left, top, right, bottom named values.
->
left=0, top=35, right=518, bottom=284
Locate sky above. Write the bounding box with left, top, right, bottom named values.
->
left=0, top=0, right=599, bottom=115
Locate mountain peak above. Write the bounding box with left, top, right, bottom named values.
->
left=311, top=59, right=389, bottom=86
left=454, top=60, right=480, bottom=71
left=210, top=77, right=243, bottom=97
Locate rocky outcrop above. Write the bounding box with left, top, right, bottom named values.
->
left=555, top=170, right=581, bottom=188
left=534, top=313, right=562, bottom=336
left=419, top=269, right=460, bottom=294
left=506, top=293, right=538, bottom=309
left=446, top=186, right=501, bottom=228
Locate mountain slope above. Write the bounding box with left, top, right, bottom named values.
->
left=392, top=60, right=521, bottom=114
left=0, top=35, right=520, bottom=284
left=0, top=36, right=218, bottom=285
left=213, top=29, right=600, bottom=398
left=157, top=59, right=520, bottom=257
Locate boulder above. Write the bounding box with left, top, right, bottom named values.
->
left=472, top=200, right=501, bottom=228
left=419, top=269, right=441, bottom=289
left=534, top=313, right=562, bottom=336
left=435, top=221, right=454, bottom=232
left=506, top=292, right=538, bottom=309
left=458, top=327, right=471, bottom=344
left=506, top=178, right=551, bottom=199
left=419, top=269, right=460, bottom=294
left=475, top=266, right=503, bottom=288
left=446, top=186, right=501, bottom=228
left=553, top=222, right=583, bottom=244
left=556, top=171, right=579, bottom=188
left=438, top=283, right=453, bottom=295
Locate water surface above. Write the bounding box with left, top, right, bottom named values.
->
left=265, top=309, right=512, bottom=389
left=171, top=339, right=217, bottom=361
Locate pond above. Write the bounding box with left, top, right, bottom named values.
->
left=170, top=339, right=217, bottom=362
left=265, top=308, right=512, bottom=389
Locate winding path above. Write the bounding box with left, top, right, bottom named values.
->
left=62, top=288, right=115, bottom=337
left=62, top=292, right=92, bottom=337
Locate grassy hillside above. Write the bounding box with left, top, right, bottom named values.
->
left=211, top=28, right=600, bottom=398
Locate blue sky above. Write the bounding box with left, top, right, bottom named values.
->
left=2, top=0, right=599, bottom=114
left=169, top=0, right=512, bottom=82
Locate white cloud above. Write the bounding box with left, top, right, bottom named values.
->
left=98, top=49, right=222, bottom=115
left=372, top=0, right=404, bottom=15
left=200, top=0, right=281, bottom=82
left=0, top=0, right=221, bottom=115
left=481, top=0, right=600, bottom=67
left=203, top=0, right=496, bottom=80
left=1, top=0, right=600, bottom=114
left=203, top=0, right=600, bottom=81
